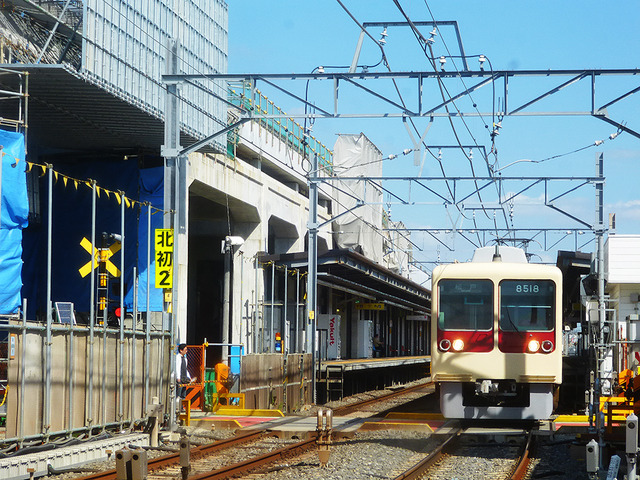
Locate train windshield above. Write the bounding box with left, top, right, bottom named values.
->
left=499, top=280, right=555, bottom=331
left=438, top=279, right=493, bottom=331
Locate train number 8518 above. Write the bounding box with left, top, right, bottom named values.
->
left=515, top=283, right=539, bottom=293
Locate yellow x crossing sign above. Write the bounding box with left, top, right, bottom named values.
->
left=79, top=237, right=121, bottom=278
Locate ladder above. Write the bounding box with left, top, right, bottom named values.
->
left=325, top=364, right=344, bottom=401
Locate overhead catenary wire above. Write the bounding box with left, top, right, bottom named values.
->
left=39, top=2, right=611, bottom=263
left=335, top=0, right=458, bottom=204
left=391, top=0, right=491, bottom=246
left=100, top=0, right=477, bottom=255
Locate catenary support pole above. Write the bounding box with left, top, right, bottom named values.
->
left=118, top=191, right=125, bottom=427
left=88, top=180, right=97, bottom=433
left=44, top=165, right=53, bottom=439
left=595, top=151, right=606, bottom=465
left=162, top=39, right=182, bottom=431
left=307, top=154, right=319, bottom=404
left=131, top=267, right=137, bottom=424
left=145, top=203, right=151, bottom=413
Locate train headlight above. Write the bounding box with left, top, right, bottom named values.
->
left=452, top=339, right=465, bottom=351
left=527, top=340, right=541, bottom=353
left=439, top=339, right=451, bottom=351
left=541, top=340, right=554, bottom=353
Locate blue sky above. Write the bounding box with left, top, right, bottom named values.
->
left=227, top=1, right=640, bottom=268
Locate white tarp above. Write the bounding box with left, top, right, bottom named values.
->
left=332, top=134, right=384, bottom=262
left=383, top=219, right=412, bottom=274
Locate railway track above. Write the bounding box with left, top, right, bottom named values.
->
left=73, top=431, right=269, bottom=480
left=54, top=381, right=546, bottom=480
left=392, top=428, right=536, bottom=480
left=331, top=381, right=434, bottom=416
left=67, top=381, right=434, bottom=480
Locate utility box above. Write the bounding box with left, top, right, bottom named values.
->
left=318, top=314, right=341, bottom=360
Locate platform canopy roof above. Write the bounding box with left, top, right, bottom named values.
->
left=260, top=248, right=431, bottom=314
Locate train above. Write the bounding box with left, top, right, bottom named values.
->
left=431, top=246, right=563, bottom=420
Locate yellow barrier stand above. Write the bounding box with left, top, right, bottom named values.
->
left=180, top=399, right=191, bottom=426
left=214, top=393, right=245, bottom=409
left=599, top=396, right=636, bottom=433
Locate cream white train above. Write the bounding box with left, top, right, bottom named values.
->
left=431, top=246, right=563, bottom=420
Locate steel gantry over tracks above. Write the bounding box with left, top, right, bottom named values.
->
left=163, top=68, right=640, bottom=141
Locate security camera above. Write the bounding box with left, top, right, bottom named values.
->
left=226, top=236, right=245, bottom=246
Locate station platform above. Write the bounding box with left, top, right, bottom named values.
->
left=318, top=355, right=430, bottom=373
left=184, top=409, right=610, bottom=438
left=316, top=355, right=430, bottom=402
left=186, top=410, right=447, bottom=438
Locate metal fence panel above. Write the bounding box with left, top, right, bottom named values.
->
left=5, top=323, right=170, bottom=439
left=240, top=353, right=311, bottom=412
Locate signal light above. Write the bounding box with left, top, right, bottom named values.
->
left=452, top=339, right=464, bottom=351
left=275, top=332, right=282, bottom=353
left=541, top=340, right=554, bottom=353
left=439, top=339, right=451, bottom=351
left=115, top=307, right=122, bottom=318
left=528, top=340, right=541, bottom=353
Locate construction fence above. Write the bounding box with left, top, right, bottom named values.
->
left=3, top=319, right=170, bottom=443
left=240, top=353, right=312, bottom=413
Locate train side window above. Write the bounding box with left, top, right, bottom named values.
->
left=437, top=279, right=493, bottom=331
left=499, top=280, right=555, bottom=332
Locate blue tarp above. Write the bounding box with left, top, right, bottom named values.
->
left=131, top=167, right=164, bottom=312
left=0, top=130, right=28, bottom=314
left=16, top=160, right=166, bottom=320
left=21, top=161, right=153, bottom=319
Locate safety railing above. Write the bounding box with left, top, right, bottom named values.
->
left=228, top=81, right=333, bottom=174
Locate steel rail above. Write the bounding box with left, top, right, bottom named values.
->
left=332, top=381, right=434, bottom=416
left=509, top=430, right=536, bottom=480
left=74, top=431, right=268, bottom=480
left=74, top=382, right=433, bottom=479
left=392, top=429, right=462, bottom=480
left=188, top=437, right=318, bottom=480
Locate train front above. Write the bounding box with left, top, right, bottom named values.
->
left=431, top=254, right=562, bottom=420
